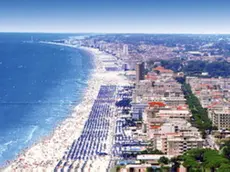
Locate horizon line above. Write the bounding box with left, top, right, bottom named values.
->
left=0, top=31, right=230, bottom=35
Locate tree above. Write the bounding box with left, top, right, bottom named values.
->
left=220, top=140, right=230, bottom=159
left=116, top=165, right=121, bottom=172
left=146, top=167, right=154, bottom=172
left=160, top=166, right=170, bottom=172
left=158, top=156, right=169, bottom=165
left=181, top=148, right=230, bottom=172
left=139, top=149, right=164, bottom=155
left=218, top=164, right=230, bottom=172
left=170, top=157, right=181, bottom=171
left=183, top=156, right=201, bottom=170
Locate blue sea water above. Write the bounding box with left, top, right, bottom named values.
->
left=0, top=33, right=93, bottom=165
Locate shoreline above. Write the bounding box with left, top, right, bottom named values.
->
left=3, top=42, right=129, bottom=171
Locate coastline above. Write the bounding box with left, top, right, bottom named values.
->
left=3, top=43, right=129, bottom=171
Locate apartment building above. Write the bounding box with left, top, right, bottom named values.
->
left=209, top=109, right=230, bottom=129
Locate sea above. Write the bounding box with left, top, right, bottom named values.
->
left=0, top=33, right=94, bottom=165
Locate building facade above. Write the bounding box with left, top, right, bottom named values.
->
left=136, top=62, right=145, bottom=82
left=209, top=110, right=230, bottom=129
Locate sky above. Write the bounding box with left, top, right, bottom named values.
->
left=0, top=0, right=230, bottom=34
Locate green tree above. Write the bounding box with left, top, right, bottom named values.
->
left=220, top=140, right=230, bottom=159
left=146, top=167, right=154, bottom=172
left=116, top=165, right=121, bottom=172
left=160, top=166, right=170, bottom=172
left=181, top=149, right=230, bottom=172
left=158, top=156, right=169, bottom=165
left=139, top=149, right=164, bottom=155
left=217, top=164, right=230, bottom=172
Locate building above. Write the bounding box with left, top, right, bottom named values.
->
left=123, top=44, right=129, bottom=56
left=154, top=126, right=203, bottom=156
left=131, top=103, right=148, bottom=120
left=137, top=154, right=173, bottom=164
left=153, top=66, right=174, bottom=77
left=166, top=132, right=203, bottom=155
left=125, top=70, right=136, bottom=81
left=156, top=109, right=191, bottom=120
left=209, top=109, right=230, bottom=129
left=142, top=115, right=203, bottom=156
left=136, top=62, right=145, bottom=82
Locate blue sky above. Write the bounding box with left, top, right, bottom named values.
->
left=0, top=0, right=230, bottom=33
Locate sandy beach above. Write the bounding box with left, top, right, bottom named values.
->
left=2, top=44, right=129, bottom=172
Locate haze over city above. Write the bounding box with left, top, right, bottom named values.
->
left=0, top=0, right=230, bottom=34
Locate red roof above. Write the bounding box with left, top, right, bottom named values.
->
left=177, top=106, right=187, bottom=110
left=153, top=66, right=173, bottom=73
left=148, top=102, right=166, bottom=107
left=150, top=125, right=161, bottom=129
left=153, top=66, right=165, bottom=71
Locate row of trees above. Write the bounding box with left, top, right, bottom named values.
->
left=181, top=82, right=214, bottom=137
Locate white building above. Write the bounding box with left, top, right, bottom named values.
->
left=123, top=44, right=129, bottom=56
left=209, top=109, right=230, bottom=129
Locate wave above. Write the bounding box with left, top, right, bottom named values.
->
left=0, top=141, right=14, bottom=156
left=75, top=78, right=88, bottom=86
left=25, top=125, right=38, bottom=144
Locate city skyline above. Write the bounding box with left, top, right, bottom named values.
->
left=0, top=0, right=230, bottom=34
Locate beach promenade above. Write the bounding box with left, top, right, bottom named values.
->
left=3, top=46, right=129, bottom=172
